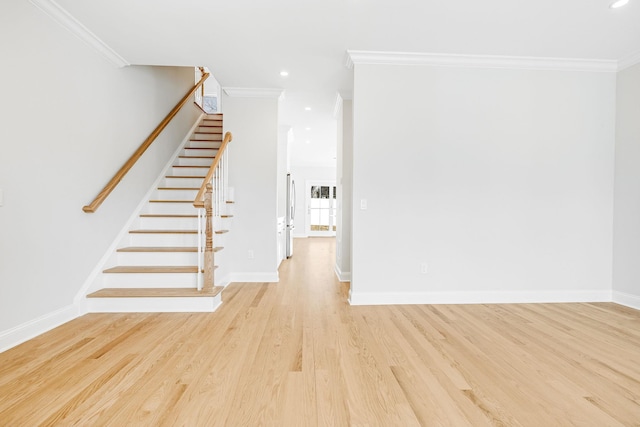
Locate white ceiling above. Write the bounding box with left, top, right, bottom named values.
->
left=55, top=0, right=640, bottom=167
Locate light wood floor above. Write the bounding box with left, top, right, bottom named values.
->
left=1, top=238, right=640, bottom=426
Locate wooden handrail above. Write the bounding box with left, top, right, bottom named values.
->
left=193, top=131, right=233, bottom=208
left=82, top=72, right=210, bottom=213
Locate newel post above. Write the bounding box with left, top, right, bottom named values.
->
left=204, top=183, right=214, bottom=291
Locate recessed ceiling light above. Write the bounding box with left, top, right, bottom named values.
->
left=305, top=107, right=311, bottom=111
left=280, top=70, right=289, bottom=77
left=305, top=140, right=311, bottom=144
left=305, top=127, right=311, bottom=131
left=610, top=0, right=629, bottom=8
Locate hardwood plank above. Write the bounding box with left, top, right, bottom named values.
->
left=103, top=266, right=198, bottom=274
left=87, top=287, right=223, bottom=298
left=129, top=229, right=197, bottom=234
left=117, top=246, right=198, bottom=252
left=139, top=214, right=198, bottom=218
left=1, top=238, right=639, bottom=425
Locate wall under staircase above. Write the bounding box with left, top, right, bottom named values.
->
left=84, top=113, right=233, bottom=312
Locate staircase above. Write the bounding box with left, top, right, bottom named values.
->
left=85, top=113, right=232, bottom=312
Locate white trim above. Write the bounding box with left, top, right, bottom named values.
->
left=75, top=114, right=205, bottom=312
left=0, top=304, right=78, bottom=353
left=349, top=290, right=612, bottom=306
left=344, top=51, right=355, bottom=70
left=618, top=51, right=640, bottom=71
left=345, top=50, right=618, bottom=73
left=228, top=272, right=280, bottom=283
left=223, top=88, right=284, bottom=98
left=30, top=0, right=129, bottom=68
left=334, top=264, right=351, bottom=282
left=613, top=291, right=640, bottom=311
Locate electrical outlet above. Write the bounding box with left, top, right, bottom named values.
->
left=420, top=263, right=428, bottom=274
left=248, top=250, right=254, bottom=259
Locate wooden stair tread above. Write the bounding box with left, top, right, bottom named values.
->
left=130, top=229, right=197, bottom=234
left=165, top=175, right=206, bottom=179
left=103, top=266, right=198, bottom=273
left=117, top=246, right=224, bottom=253
left=226, top=201, right=235, bottom=204
left=173, top=165, right=209, bottom=168
left=221, top=215, right=234, bottom=218
left=157, top=187, right=200, bottom=190
left=194, top=131, right=222, bottom=134
left=184, top=147, right=219, bottom=150
left=117, top=246, right=197, bottom=253
left=149, top=200, right=194, bottom=203
left=139, top=214, right=197, bottom=218
left=215, top=230, right=229, bottom=234
left=87, top=287, right=223, bottom=298
left=178, top=156, right=215, bottom=159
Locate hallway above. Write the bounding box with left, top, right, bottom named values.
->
left=1, top=237, right=639, bottom=425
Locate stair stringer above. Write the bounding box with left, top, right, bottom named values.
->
left=75, top=113, right=205, bottom=314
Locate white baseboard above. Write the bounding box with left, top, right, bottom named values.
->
left=0, top=304, right=78, bottom=353
left=613, top=291, right=640, bottom=310
left=334, top=264, right=351, bottom=282
left=349, top=290, right=612, bottom=306
left=228, top=272, right=279, bottom=283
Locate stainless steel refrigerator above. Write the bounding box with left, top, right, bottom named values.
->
left=285, top=173, right=296, bottom=258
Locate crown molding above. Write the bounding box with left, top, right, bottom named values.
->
left=618, top=50, right=640, bottom=71
left=222, top=87, right=284, bottom=98
left=30, top=0, right=129, bottom=68
left=344, top=51, right=355, bottom=70
left=345, top=50, right=618, bottom=73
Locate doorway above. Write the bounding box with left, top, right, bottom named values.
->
left=306, top=181, right=336, bottom=237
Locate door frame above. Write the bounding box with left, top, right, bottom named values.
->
left=305, top=180, right=337, bottom=237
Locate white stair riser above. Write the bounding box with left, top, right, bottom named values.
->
left=103, top=272, right=200, bottom=288
left=164, top=177, right=205, bottom=188
left=87, top=295, right=221, bottom=313
left=145, top=202, right=197, bottom=215
left=153, top=189, right=198, bottom=200
left=191, top=134, right=222, bottom=141
left=177, top=157, right=214, bottom=167
left=186, top=141, right=221, bottom=149
left=116, top=252, right=199, bottom=266
left=129, top=232, right=199, bottom=246
left=197, top=126, right=222, bottom=133
left=183, top=148, right=218, bottom=157
left=139, top=216, right=199, bottom=229
left=171, top=166, right=209, bottom=176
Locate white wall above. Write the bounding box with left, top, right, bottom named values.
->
left=222, top=94, right=280, bottom=282
left=613, top=62, right=640, bottom=310
left=0, top=0, right=200, bottom=341
left=290, top=165, right=337, bottom=237
left=351, top=63, right=616, bottom=304
left=336, top=98, right=353, bottom=281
